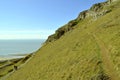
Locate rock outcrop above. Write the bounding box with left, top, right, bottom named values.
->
left=6, top=0, right=120, bottom=80
left=46, top=0, right=118, bottom=43
left=46, top=19, right=78, bottom=42
left=108, top=0, right=118, bottom=3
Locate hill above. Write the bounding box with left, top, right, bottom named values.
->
left=3, top=0, right=120, bottom=80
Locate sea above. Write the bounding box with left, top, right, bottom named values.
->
left=0, top=39, right=45, bottom=58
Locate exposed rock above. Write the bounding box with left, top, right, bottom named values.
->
left=46, top=25, right=67, bottom=42
left=90, top=2, right=106, bottom=12
left=46, top=20, right=78, bottom=42
left=67, top=19, right=78, bottom=30
left=92, top=9, right=112, bottom=19
left=46, top=0, right=114, bottom=43
left=108, top=0, right=118, bottom=3
left=46, top=34, right=56, bottom=42
left=77, top=10, right=89, bottom=20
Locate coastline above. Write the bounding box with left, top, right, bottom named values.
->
left=0, top=55, right=26, bottom=61
left=0, top=53, right=33, bottom=79
left=0, top=52, right=34, bottom=61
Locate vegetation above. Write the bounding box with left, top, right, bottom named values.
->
left=0, top=53, right=32, bottom=79
left=0, top=0, right=120, bottom=80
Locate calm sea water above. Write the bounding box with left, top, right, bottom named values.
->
left=0, top=39, right=45, bottom=57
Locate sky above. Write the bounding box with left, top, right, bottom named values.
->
left=0, top=0, right=106, bottom=39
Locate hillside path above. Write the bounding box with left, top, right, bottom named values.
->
left=0, top=54, right=33, bottom=80
left=93, top=34, right=120, bottom=80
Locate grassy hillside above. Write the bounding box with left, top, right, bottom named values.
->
left=0, top=54, right=32, bottom=79
left=3, top=0, right=120, bottom=80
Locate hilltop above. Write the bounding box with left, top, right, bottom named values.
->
left=1, top=0, right=120, bottom=80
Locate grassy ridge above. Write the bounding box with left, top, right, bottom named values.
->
left=4, top=0, right=120, bottom=80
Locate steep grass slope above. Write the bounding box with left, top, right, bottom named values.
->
left=6, top=0, right=120, bottom=80
left=0, top=54, right=32, bottom=79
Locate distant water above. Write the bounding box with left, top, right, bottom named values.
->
left=0, top=39, right=45, bottom=57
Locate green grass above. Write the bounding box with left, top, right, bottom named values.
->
left=1, top=0, right=119, bottom=80
left=0, top=54, right=32, bottom=79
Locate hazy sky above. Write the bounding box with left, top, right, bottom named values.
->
left=0, top=0, right=106, bottom=39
